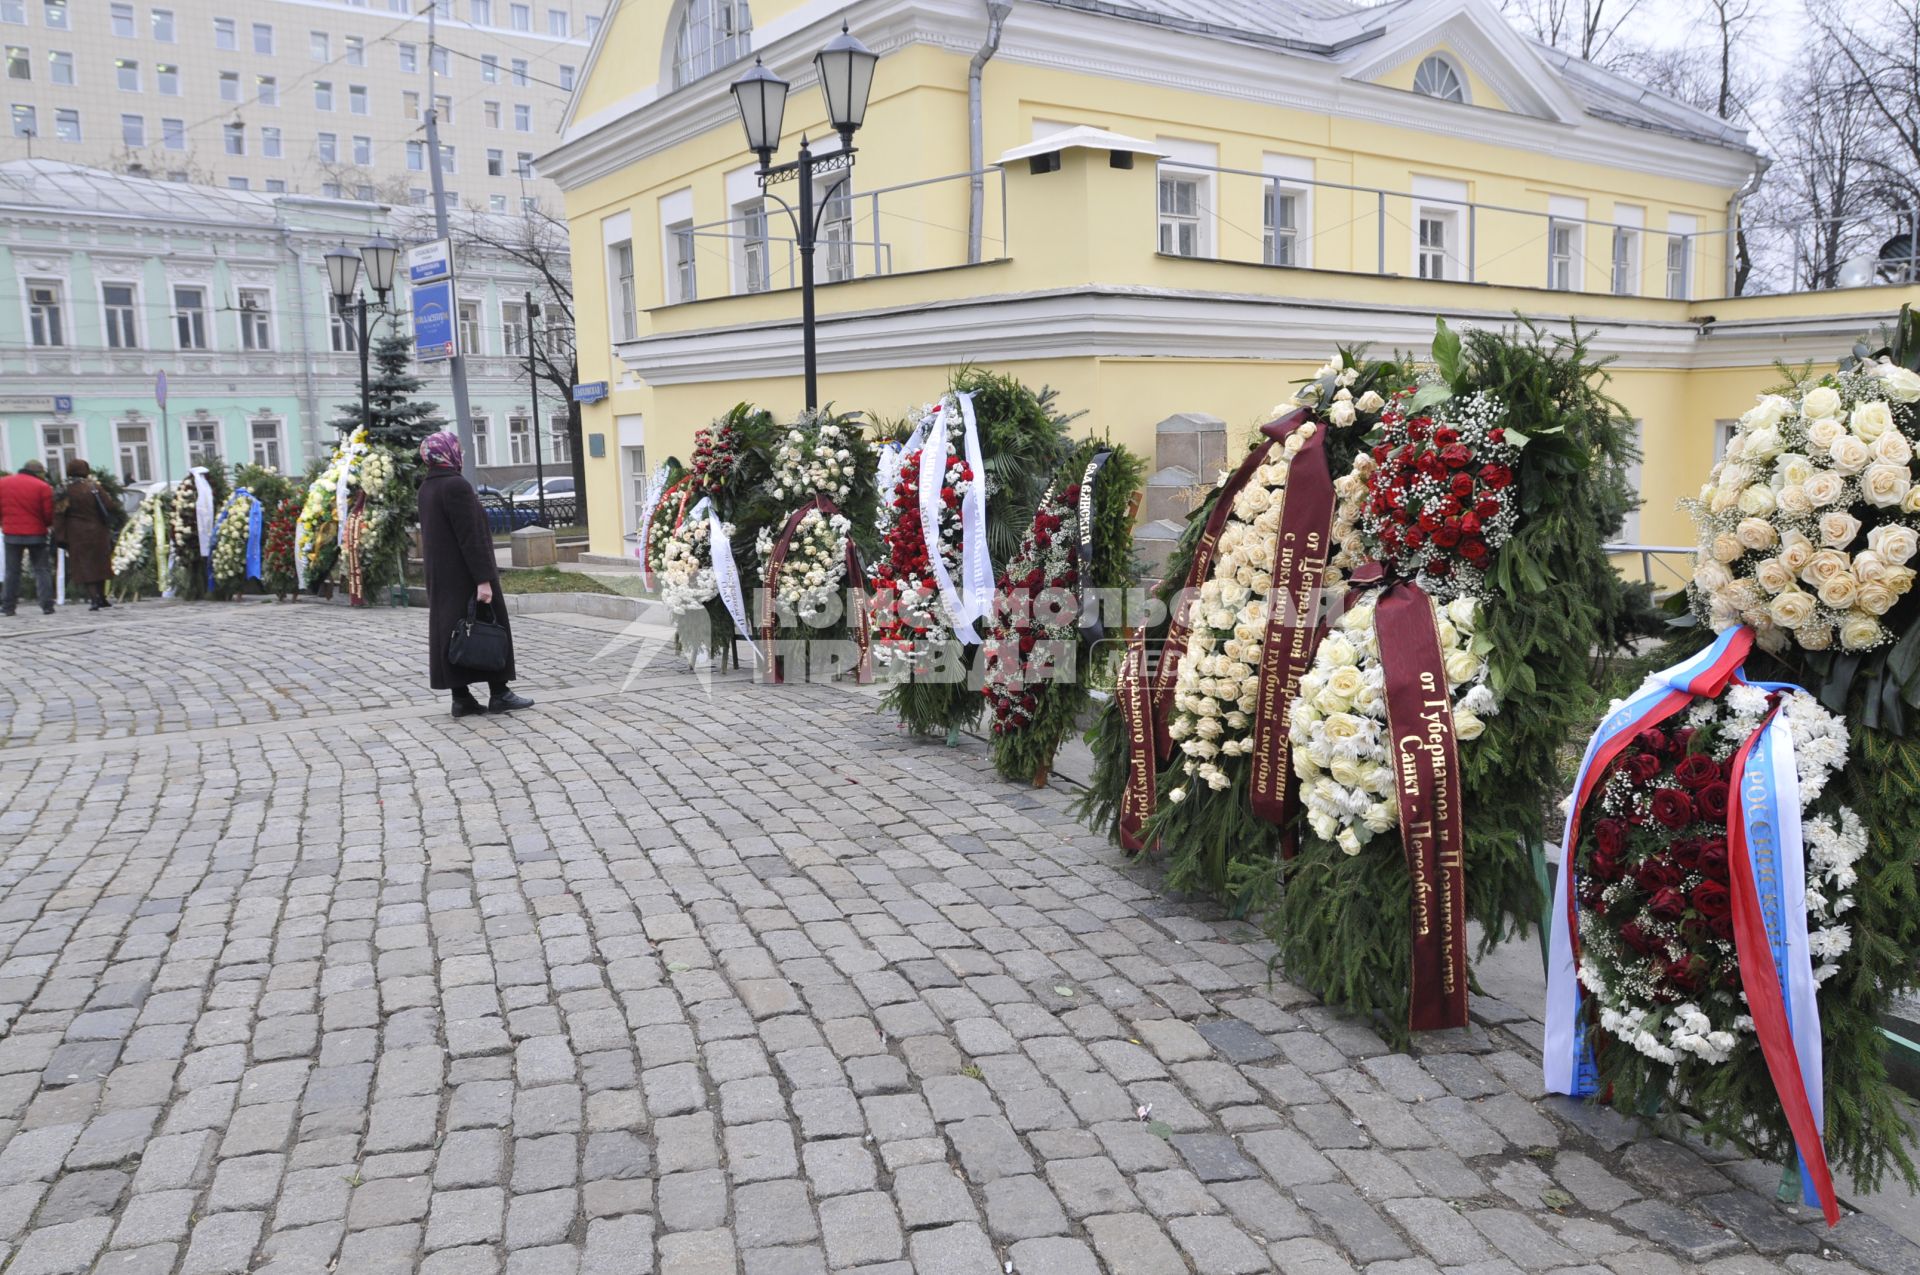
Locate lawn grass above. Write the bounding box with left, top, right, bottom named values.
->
left=498, top=566, right=618, bottom=596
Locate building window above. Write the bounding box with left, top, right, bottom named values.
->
left=238, top=288, right=271, bottom=350
left=6, top=46, right=27, bottom=81
left=44, top=0, right=67, bottom=30
left=321, top=181, right=341, bottom=198
left=549, top=414, right=570, bottom=465
left=0, top=0, right=18, bottom=21
left=116, top=422, right=153, bottom=483
left=673, top=0, right=752, bottom=88
left=186, top=419, right=220, bottom=467
left=318, top=132, right=338, bottom=163
left=435, top=94, right=453, bottom=123
left=227, top=176, right=249, bottom=190
left=10, top=104, right=32, bottom=137
left=220, top=70, right=239, bottom=101
left=502, top=300, right=527, bottom=355
left=47, top=49, right=69, bottom=84
left=508, top=415, right=532, bottom=464
left=586, top=13, right=600, bottom=37
left=148, top=7, right=170, bottom=39
left=472, top=416, right=492, bottom=466
left=311, top=30, right=329, bottom=60
left=1263, top=183, right=1302, bottom=267
left=110, top=2, right=134, bottom=36
left=482, top=100, right=501, bottom=128
left=487, top=147, right=503, bottom=176
left=821, top=184, right=854, bottom=282
left=509, top=2, right=528, bottom=30
left=667, top=222, right=697, bottom=302
left=411, top=187, right=428, bottom=206
left=345, top=35, right=363, bottom=66
left=608, top=238, right=636, bottom=337
left=52, top=106, right=77, bottom=140
left=1548, top=220, right=1577, bottom=291
left=1158, top=174, right=1201, bottom=257
left=252, top=22, right=272, bottom=54
left=1666, top=235, right=1691, bottom=300
left=489, top=194, right=507, bottom=212
left=1413, top=55, right=1466, bottom=103
left=315, top=81, right=333, bottom=110
left=398, top=42, right=417, bottom=73
left=404, top=91, right=420, bottom=120
left=223, top=121, right=244, bottom=155
left=439, top=143, right=455, bottom=172
left=458, top=300, right=481, bottom=356
left=559, top=64, right=574, bottom=91
left=349, top=84, right=367, bottom=114
left=174, top=285, right=208, bottom=350
left=737, top=199, right=770, bottom=294
left=257, top=74, right=277, bottom=105
left=514, top=103, right=530, bottom=132
left=156, top=63, right=178, bottom=94
left=27, top=280, right=63, bottom=347
left=472, top=0, right=492, bottom=23
left=120, top=113, right=143, bottom=146
left=162, top=117, right=183, bottom=148
left=213, top=16, right=235, bottom=49
left=481, top=54, right=497, bottom=82
left=516, top=151, right=531, bottom=178
left=116, top=58, right=138, bottom=90
left=406, top=139, right=423, bottom=170
left=40, top=424, right=78, bottom=482
left=102, top=283, right=138, bottom=348
left=352, top=134, right=370, bottom=164
left=511, top=58, right=527, bottom=85
left=547, top=8, right=567, bottom=36
left=1611, top=226, right=1639, bottom=295
left=262, top=125, right=281, bottom=157
left=250, top=419, right=283, bottom=469
left=329, top=295, right=358, bottom=352
left=1417, top=209, right=1457, bottom=280
left=267, top=179, right=285, bottom=193
left=430, top=46, right=448, bottom=76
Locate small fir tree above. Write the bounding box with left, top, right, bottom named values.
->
left=332, top=328, right=444, bottom=449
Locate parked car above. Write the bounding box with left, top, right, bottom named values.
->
left=506, top=476, right=576, bottom=503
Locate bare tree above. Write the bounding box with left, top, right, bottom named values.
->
left=1499, top=0, right=1650, bottom=64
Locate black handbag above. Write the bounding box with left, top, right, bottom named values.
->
left=447, top=599, right=512, bottom=675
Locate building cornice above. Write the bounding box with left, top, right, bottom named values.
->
left=611, top=284, right=1904, bottom=385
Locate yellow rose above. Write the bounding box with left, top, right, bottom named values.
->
left=1803, top=471, right=1847, bottom=506
left=1753, top=557, right=1794, bottom=594
left=1735, top=517, right=1777, bottom=551
left=1858, top=580, right=1898, bottom=616
left=1851, top=400, right=1894, bottom=442
left=1806, top=416, right=1845, bottom=450
left=1817, top=572, right=1860, bottom=609
left=1868, top=524, right=1919, bottom=565
left=1776, top=486, right=1814, bottom=517
left=1803, top=385, right=1843, bottom=420
left=1819, top=510, right=1863, bottom=548
left=1829, top=434, right=1872, bottom=475
left=1802, top=549, right=1850, bottom=589
left=1861, top=462, right=1911, bottom=509
left=1840, top=612, right=1885, bottom=651
left=1452, top=709, right=1485, bottom=741
left=1795, top=622, right=1834, bottom=651
left=1873, top=430, right=1913, bottom=466
left=1769, top=590, right=1816, bottom=629
left=1737, top=484, right=1777, bottom=516
left=1711, top=533, right=1744, bottom=564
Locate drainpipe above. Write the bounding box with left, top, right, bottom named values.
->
left=967, top=1, right=1012, bottom=265
left=1725, top=165, right=1764, bottom=297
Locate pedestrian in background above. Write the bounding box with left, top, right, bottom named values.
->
left=0, top=459, right=56, bottom=616
left=416, top=429, right=533, bottom=718
left=54, top=459, right=115, bottom=612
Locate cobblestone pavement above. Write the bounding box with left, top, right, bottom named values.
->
left=0, top=600, right=1915, bottom=1275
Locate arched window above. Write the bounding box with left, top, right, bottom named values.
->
left=1412, top=54, right=1467, bottom=104
left=672, top=0, right=752, bottom=89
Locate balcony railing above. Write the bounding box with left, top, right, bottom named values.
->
left=671, top=167, right=1008, bottom=303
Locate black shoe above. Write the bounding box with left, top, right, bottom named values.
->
left=39, top=606, right=53, bottom=615
left=1, top=609, right=12, bottom=617
left=96, top=598, right=111, bottom=609
left=451, top=694, right=486, bottom=718
left=488, top=690, right=534, bottom=713
left=87, top=599, right=100, bottom=612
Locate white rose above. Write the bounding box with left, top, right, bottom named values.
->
left=1806, top=417, right=1846, bottom=450
left=1873, top=431, right=1913, bottom=466
left=1861, top=462, right=1911, bottom=509
left=1819, top=510, right=1863, bottom=548
left=1357, top=390, right=1384, bottom=414
left=1328, top=399, right=1357, bottom=429
left=1796, top=622, right=1835, bottom=651
left=1753, top=558, right=1794, bottom=594
left=1830, top=434, right=1873, bottom=475
left=1868, top=523, right=1919, bottom=565
left=1693, top=558, right=1732, bottom=592
left=1443, top=650, right=1480, bottom=686
left=1802, top=549, right=1851, bottom=589
left=1452, top=709, right=1485, bottom=741
left=1735, top=518, right=1777, bottom=551
left=1803, top=471, right=1847, bottom=507
left=1325, top=666, right=1364, bottom=700
left=1840, top=612, right=1885, bottom=651
left=1803, top=385, right=1843, bottom=420
left=1776, top=453, right=1816, bottom=487
left=1323, top=713, right=1365, bottom=743
left=1321, top=634, right=1359, bottom=668
left=1446, top=598, right=1477, bottom=632
left=1817, top=571, right=1860, bottom=609
left=1769, top=590, right=1816, bottom=629
left=1745, top=395, right=1792, bottom=427
left=1858, top=580, right=1898, bottom=616
left=1329, top=757, right=1367, bottom=787
left=1711, top=533, right=1744, bottom=564
left=1737, top=484, right=1777, bottom=516
left=1851, top=400, right=1895, bottom=442
left=1872, top=363, right=1920, bottom=403
left=1336, top=828, right=1363, bottom=857
left=1776, top=486, right=1814, bottom=517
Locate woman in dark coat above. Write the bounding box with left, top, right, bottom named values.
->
left=417, top=430, right=532, bottom=717
left=55, top=459, right=115, bottom=610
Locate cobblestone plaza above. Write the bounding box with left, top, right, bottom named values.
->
left=0, top=602, right=1914, bottom=1274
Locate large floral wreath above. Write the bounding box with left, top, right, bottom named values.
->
left=869, top=433, right=967, bottom=658
left=981, top=482, right=1075, bottom=746
left=211, top=489, right=261, bottom=593
left=757, top=507, right=852, bottom=622
left=757, top=410, right=878, bottom=669
left=297, top=428, right=366, bottom=588
left=662, top=515, right=721, bottom=616
left=110, top=496, right=156, bottom=589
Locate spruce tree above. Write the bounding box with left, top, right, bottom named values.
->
left=331, top=329, right=444, bottom=449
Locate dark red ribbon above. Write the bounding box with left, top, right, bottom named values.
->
left=1251, top=421, right=1335, bottom=824
left=1376, top=581, right=1470, bottom=1032
left=1117, top=627, right=1156, bottom=853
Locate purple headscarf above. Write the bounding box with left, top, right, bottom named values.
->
left=421, top=430, right=463, bottom=470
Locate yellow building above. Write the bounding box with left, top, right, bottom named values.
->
left=541, top=0, right=1920, bottom=571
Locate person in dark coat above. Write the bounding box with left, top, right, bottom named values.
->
left=416, top=430, right=533, bottom=718
left=54, top=459, right=115, bottom=610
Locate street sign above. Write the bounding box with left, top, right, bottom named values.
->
left=52, top=395, right=72, bottom=414
left=0, top=394, right=65, bottom=413
left=412, top=278, right=458, bottom=363
left=572, top=381, right=609, bottom=404
left=155, top=370, right=167, bottom=408
left=407, top=238, right=454, bottom=285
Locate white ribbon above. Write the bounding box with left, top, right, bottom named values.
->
left=335, top=447, right=360, bottom=548
left=953, top=391, right=993, bottom=629
left=917, top=400, right=978, bottom=645
left=690, top=496, right=759, bottom=663
left=55, top=548, right=65, bottom=607
left=636, top=463, right=669, bottom=566
left=190, top=467, right=215, bottom=561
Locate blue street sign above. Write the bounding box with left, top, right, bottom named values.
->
left=53, top=394, right=72, bottom=414
left=412, top=278, right=458, bottom=363
left=407, top=238, right=453, bottom=285
left=572, top=381, right=608, bottom=404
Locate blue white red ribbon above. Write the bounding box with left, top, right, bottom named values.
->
left=1543, top=624, right=1837, bottom=1223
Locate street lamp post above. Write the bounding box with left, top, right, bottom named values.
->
left=323, top=237, right=400, bottom=442
left=729, top=23, right=878, bottom=412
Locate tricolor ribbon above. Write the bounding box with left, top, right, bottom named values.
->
left=1543, top=624, right=1837, bottom=1224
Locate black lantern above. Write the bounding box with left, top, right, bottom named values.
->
left=730, top=57, right=790, bottom=169
left=814, top=21, right=877, bottom=147
left=324, top=245, right=363, bottom=304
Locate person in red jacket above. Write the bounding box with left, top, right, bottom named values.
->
left=0, top=458, right=57, bottom=616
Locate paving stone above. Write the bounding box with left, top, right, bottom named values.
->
left=1007, top=1236, right=1101, bottom=1275
left=906, top=1222, right=998, bottom=1275
left=7, top=1217, right=112, bottom=1275
left=1466, top=1207, right=1581, bottom=1269
left=819, top=1192, right=902, bottom=1267
left=1193, top=1019, right=1279, bottom=1064
left=1167, top=1213, right=1271, bottom=1274
left=893, top=1160, right=977, bottom=1229
left=1293, top=1182, right=1412, bottom=1263
left=1384, top=1197, right=1496, bottom=1264
left=734, top=1179, right=817, bottom=1249
left=982, top=1174, right=1068, bottom=1240
left=1613, top=1200, right=1743, bottom=1262
left=1084, top=1212, right=1187, bottom=1275
left=34, top=1168, right=127, bottom=1224
left=181, top=1210, right=264, bottom=1274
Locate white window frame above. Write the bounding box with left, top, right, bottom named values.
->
left=40, top=421, right=79, bottom=482
left=251, top=21, right=273, bottom=54
left=26, top=277, right=65, bottom=347
left=1666, top=213, right=1698, bottom=300
left=1412, top=54, right=1468, bottom=104
left=249, top=418, right=284, bottom=470
left=116, top=419, right=154, bottom=483
left=184, top=417, right=221, bottom=467
left=101, top=280, right=139, bottom=349
left=52, top=106, right=79, bottom=141
left=173, top=284, right=209, bottom=350
left=237, top=286, right=272, bottom=351
left=109, top=2, right=135, bottom=37
left=262, top=125, right=282, bottom=158
left=471, top=415, right=492, bottom=467
left=1412, top=176, right=1470, bottom=283
left=156, top=63, right=178, bottom=94
left=1261, top=154, right=1314, bottom=269
left=329, top=294, right=359, bottom=353
left=457, top=299, right=482, bottom=356
left=213, top=16, right=236, bottom=49
left=508, top=415, right=532, bottom=465
left=672, top=0, right=753, bottom=88
left=501, top=299, right=528, bottom=356
left=47, top=50, right=70, bottom=85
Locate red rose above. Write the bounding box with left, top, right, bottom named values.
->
left=1691, top=880, right=1731, bottom=919
left=1696, top=782, right=1730, bottom=821
left=1620, top=921, right=1657, bottom=955
left=1673, top=727, right=1697, bottom=752
left=1627, top=753, right=1661, bottom=783
left=1405, top=529, right=1426, bottom=548
left=1475, top=499, right=1501, bottom=519
left=1593, top=819, right=1628, bottom=856
left=1671, top=838, right=1702, bottom=873
left=1636, top=727, right=1670, bottom=754
left=1450, top=473, right=1475, bottom=500
left=1663, top=957, right=1700, bottom=992
left=1673, top=754, right=1719, bottom=790
left=1432, top=426, right=1459, bottom=446
left=1650, top=788, right=1695, bottom=829
left=1432, top=526, right=1462, bottom=549
left=1441, top=444, right=1472, bottom=469
left=1648, top=887, right=1688, bottom=920
left=1480, top=463, right=1513, bottom=490
left=1590, top=849, right=1624, bottom=883
left=1427, top=557, right=1452, bottom=576
left=1636, top=858, right=1682, bottom=892
left=1418, top=511, right=1441, bottom=533
left=1698, top=838, right=1730, bottom=883
left=1459, top=512, right=1482, bottom=536
left=1708, top=913, right=1736, bottom=942
left=1459, top=538, right=1489, bottom=564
